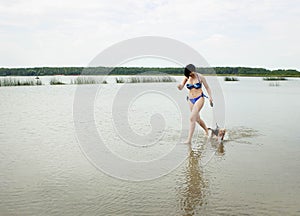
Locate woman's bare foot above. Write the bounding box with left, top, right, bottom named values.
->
left=205, top=129, right=209, bottom=136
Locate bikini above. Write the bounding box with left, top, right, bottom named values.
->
left=186, top=74, right=208, bottom=104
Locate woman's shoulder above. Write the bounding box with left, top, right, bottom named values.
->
left=197, top=73, right=208, bottom=85
left=196, top=73, right=204, bottom=82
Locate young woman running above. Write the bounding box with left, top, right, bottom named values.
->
left=177, top=64, right=213, bottom=144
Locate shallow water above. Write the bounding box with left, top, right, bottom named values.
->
left=0, top=76, right=299, bottom=215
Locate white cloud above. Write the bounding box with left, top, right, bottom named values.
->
left=0, top=0, right=299, bottom=70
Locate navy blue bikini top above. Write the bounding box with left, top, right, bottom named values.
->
left=186, top=74, right=202, bottom=89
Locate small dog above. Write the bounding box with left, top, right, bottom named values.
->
left=208, top=124, right=226, bottom=141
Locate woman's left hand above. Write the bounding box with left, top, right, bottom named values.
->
left=209, top=97, right=214, bottom=107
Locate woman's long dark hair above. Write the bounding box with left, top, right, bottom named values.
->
left=184, top=64, right=196, bottom=78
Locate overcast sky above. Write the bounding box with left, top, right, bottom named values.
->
left=0, top=0, right=299, bottom=70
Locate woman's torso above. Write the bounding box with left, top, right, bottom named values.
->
left=186, top=73, right=203, bottom=98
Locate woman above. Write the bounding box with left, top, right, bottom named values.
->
left=177, top=64, right=213, bottom=144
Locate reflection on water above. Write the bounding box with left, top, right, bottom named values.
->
left=211, top=141, right=225, bottom=156
left=176, top=127, right=259, bottom=215
left=178, top=144, right=207, bottom=216
left=177, top=139, right=226, bottom=216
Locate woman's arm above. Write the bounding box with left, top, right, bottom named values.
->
left=177, top=77, right=188, bottom=90
left=200, top=74, right=213, bottom=102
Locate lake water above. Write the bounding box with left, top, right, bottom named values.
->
left=0, top=76, right=299, bottom=215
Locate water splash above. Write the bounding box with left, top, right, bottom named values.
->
left=224, top=127, right=261, bottom=145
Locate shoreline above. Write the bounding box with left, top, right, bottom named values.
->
left=0, top=67, right=299, bottom=77
left=1, top=74, right=300, bottom=78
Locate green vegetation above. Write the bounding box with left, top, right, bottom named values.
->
left=36, top=80, right=42, bottom=85
left=0, top=67, right=299, bottom=77
left=263, top=77, right=287, bottom=81
left=0, top=78, right=42, bottom=87
left=115, top=77, right=125, bottom=83
left=224, top=77, right=239, bottom=81
left=128, top=76, right=176, bottom=83
left=50, top=78, right=65, bottom=85
left=69, top=77, right=106, bottom=85
left=70, top=77, right=100, bottom=85
left=115, top=76, right=176, bottom=83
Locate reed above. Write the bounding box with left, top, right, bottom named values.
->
left=160, top=76, right=176, bottom=82
left=118, top=76, right=176, bottom=83
left=0, top=78, right=42, bottom=87
left=115, top=77, right=125, bottom=83
left=224, top=77, right=239, bottom=81
left=263, top=77, right=287, bottom=81
left=36, top=80, right=42, bottom=85
left=71, top=77, right=99, bottom=85
left=50, top=78, right=65, bottom=85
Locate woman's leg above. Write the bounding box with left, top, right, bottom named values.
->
left=188, top=100, right=209, bottom=135
left=197, top=116, right=209, bottom=135
left=185, top=97, right=205, bottom=143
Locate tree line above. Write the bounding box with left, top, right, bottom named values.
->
left=0, top=67, right=299, bottom=77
